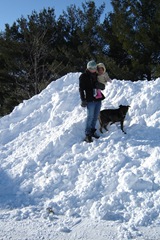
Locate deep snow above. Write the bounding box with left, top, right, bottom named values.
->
left=0, top=73, right=160, bottom=240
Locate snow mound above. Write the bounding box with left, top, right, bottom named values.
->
left=0, top=73, right=160, bottom=239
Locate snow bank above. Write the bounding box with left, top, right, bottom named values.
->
left=0, top=73, right=160, bottom=239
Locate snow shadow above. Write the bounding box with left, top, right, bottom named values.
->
left=129, top=124, right=160, bottom=146
left=0, top=168, right=35, bottom=209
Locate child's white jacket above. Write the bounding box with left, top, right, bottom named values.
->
left=97, top=63, right=111, bottom=85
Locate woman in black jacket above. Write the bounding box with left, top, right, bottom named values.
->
left=79, top=60, right=105, bottom=143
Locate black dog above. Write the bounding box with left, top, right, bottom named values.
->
left=99, top=105, right=130, bottom=134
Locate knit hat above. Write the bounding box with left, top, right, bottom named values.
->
left=87, top=60, right=97, bottom=70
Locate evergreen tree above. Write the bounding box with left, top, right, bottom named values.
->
left=99, top=14, right=133, bottom=80
left=77, top=0, right=105, bottom=68
left=109, top=0, right=160, bottom=80
left=57, top=1, right=105, bottom=71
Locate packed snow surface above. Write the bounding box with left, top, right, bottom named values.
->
left=0, top=73, right=160, bottom=239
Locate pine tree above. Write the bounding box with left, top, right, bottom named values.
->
left=57, top=1, right=105, bottom=71
left=109, top=0, right=160, bottom=80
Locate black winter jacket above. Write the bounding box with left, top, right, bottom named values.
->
left=79, top=70, right=105, bottom=102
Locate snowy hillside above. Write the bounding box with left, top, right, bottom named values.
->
left=0, top=73, right=160, bottom=240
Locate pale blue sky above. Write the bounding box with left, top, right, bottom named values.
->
left=0, top=0, right=112, bottom=31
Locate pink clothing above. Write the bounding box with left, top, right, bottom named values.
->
left=95, top=89, right=102, bottom=99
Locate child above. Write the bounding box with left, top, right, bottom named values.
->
left=94, top=63, right=111, bottom=99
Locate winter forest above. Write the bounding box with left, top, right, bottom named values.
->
left=0, top=0, right=160, bottom=116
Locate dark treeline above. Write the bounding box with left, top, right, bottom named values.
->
left=0, top=0, right=160, bottom=116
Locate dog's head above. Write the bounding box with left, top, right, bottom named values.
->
left=119, top=105, right=130, bottom=117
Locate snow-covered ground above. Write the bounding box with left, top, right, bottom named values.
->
left=0, top=73, right=160, bottom=240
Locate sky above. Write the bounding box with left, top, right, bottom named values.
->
left=0, top=72, right=160, bottom=239
left=0, top=0, right=112, bottom=31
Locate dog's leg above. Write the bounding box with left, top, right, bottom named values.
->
left=104, top=123, right=109, bottom=132
left=110, top=121, right=116, bottom=126
left=99, top=126, right=103, bottom=133
left=120, top=120, right=126, bottom=134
